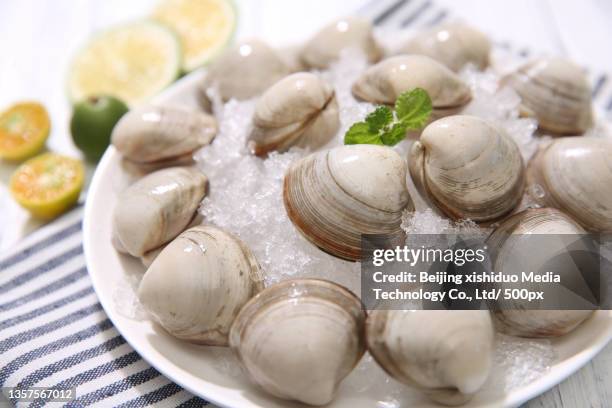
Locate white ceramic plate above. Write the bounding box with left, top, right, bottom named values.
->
left=84, top=70, right=612, bottom=408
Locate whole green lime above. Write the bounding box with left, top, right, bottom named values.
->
left=70, top=95, right=128, bottom=162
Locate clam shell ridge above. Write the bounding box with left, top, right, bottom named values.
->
left=283, top=145, right=414, bottom=261
left=485, top=208, right=593, bottom=338
left=351, top=55, right=471, bottom=116
left=198, top=39, right=292, bottom=111
left=300, top=16, right=383, bottom=69
left=409, top=115, right=525, bottom=223
left=526, top=137, right=612, bottom=232
left=112, top=167, right=208, bottom=257
left=111, top=105, right=216, bottom=167
left=398, top=23, right=491, bottom=72
left=502, top=57, right=593, bottom=134
left=229, top=279, right=366, bottom=406
left=139, top=225, right=265, bottom=346
left=248, top=72, right=340, bottom=156
left=366, top=309, right=494, bottom=405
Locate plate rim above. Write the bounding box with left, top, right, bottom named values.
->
left=83, top=69, right=612, bottom=408
left=83, top=71, right=240, bottom=408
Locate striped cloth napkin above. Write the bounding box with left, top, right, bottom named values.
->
left=1, top=0, right=611, bottom=407
left=1, top=207, right=203, bottom=407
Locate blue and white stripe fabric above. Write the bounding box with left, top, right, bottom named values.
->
left=0, top=207, right=207, bottom=407
left=1, top=1, right=611, bottom=407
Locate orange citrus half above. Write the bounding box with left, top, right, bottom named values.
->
left=10, top=152, right=84, bottom=219
left=0, top=102, right=50, bottom=161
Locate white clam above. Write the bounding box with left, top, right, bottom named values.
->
left=112, top=167, right=207, bottom=257
left=409, top=115, right=525, bottom=223
left=248, top=72, right=339, bottom=156
left=111, top=105, right=216, bottom=171
left=502, top=57, right=593, bottom=134
left=300, top=16, right=383, bottom=69
left=278, top=45, right=308, bottom=72
left=229, top=279, right=366, bottom=406
left=139, top=225, right=264, bottom=345
left=198, top=39, right=292, bottom=111
left=367, top=309, right=494, bottom=405
left=283, top=144, right=414, bottom=261
left=352, top=55, right=471, bottom=118
left=398, top=23, right=491, bottom=72
left=485, top=208, right=594, bottom=338
left=526, top=137, right=612, bottom=232
left=139, top=214, right=204, bottom=268
left=140, top=246, right=164, bottom=269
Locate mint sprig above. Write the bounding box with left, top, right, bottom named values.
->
left=344, top=88, right=432, bottom=146
left=366, top=106, right=392, bottom=133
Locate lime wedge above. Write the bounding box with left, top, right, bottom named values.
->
left=67, top=21, right=181, bottom=106
left=10, top=152, right=85, bottom=219
left=153, top=0, right=236, bottom=72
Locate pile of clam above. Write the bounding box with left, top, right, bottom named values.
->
left=109, top=15, right=611, bottom=407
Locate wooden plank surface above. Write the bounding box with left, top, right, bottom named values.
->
left=525, top=342, right=612, bottom=408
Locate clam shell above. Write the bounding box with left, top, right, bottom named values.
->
left=301, top=16, right=383, bottom=69
left=278, top=45, right=308, bottom=72
left=352, top=55, right=471, bottom=117
left=229, top=279, right=366, bottom=406
left=139, top=225, right=264, bottom=345
left=283, top=145, right=414, bottom=261
left=486, top=208, right=594, bottom=338
left=140, top=246, right=164, bottom=269
left=398, top=23, right=491, bottom=72
left=409, top=115, right=525, bottom=223
left=112, top=167, right=208, bottom=257
left=248, top=72, right=339, bottom=156
left=502, top=57, right=593, bottom=134
left=111, top=105, right=216, bottom=168
left=367, top=309, right=494, bottom=405
left=494, top=309, right=593, bottom=338
left=139, top=213, right=204, bottom=268
left=198, top=39, right=292, bottom=111
left=526, top=137, right=612, bottom=232
left=118, top=153, right=196, bottom=177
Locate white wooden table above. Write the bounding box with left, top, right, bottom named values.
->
left=0, top=1, right=610, bottom=406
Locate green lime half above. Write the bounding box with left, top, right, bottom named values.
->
left=152, top=0, right=236, bottom=72
left=67, top=21, right=182, bottom=106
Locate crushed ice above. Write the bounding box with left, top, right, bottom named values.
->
left=191, top=48, right=557, bottom=400
left=488, top=334, right=556, bottom=392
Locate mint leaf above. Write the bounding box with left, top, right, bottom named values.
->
left=395, top=88, right=432, bottom=129
left=344, top=88, right=432, bottom=147
left=344, top=122, right=383, bottom=145
left=365, top=106, right=393, bottom=133
left=381, top=122, right=408, bottom=146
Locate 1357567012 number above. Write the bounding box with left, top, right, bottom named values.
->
left=2, top=387, right=76, bottom=403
